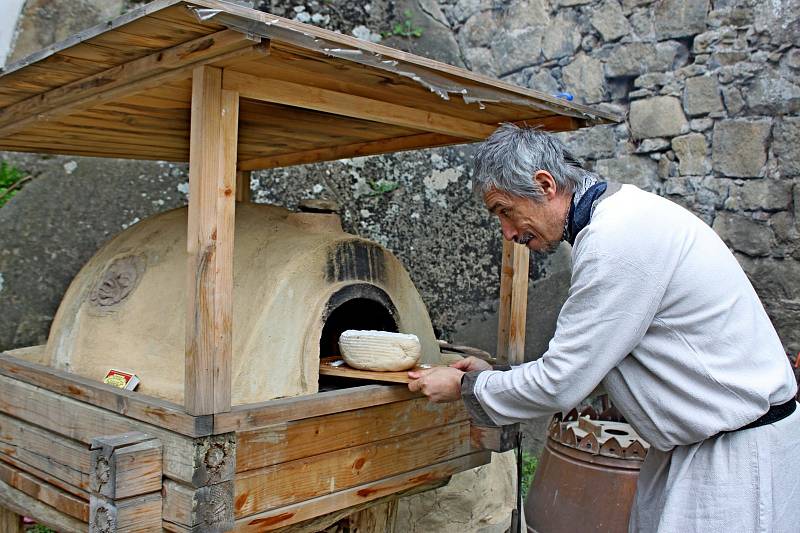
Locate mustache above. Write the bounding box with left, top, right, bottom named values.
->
left=514, top=233, right=533, bottom=245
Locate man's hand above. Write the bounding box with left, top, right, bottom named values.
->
left=450, top=356, right=493, bottom=372
left=407, top=367, right=464, bottom=403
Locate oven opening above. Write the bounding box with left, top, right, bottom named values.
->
left=318, top=285, right=399, bottom=391
left=320, top=298, right=398, bottom=358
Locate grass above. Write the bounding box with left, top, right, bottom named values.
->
left=28, top=525, right=55, bottom=533
left=0, top=160, right=28, bottom=207
left=521, top=451, right=539, bottom=499
left=384, top=9, right=423, bottom=38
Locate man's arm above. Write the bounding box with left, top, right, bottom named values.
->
left=471, top=248, right=667, bottom=425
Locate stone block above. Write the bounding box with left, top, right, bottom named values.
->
left=635, top=138, right=671, bottom=153
left=556, top=125, right=617, bottom=160
left=722, top=85, right=745, bottom=116
left=712, top=212, right=773, bottom=257
left=629, top=96, right=688, bottom=139
left=605, top=43, right=656, bottom=78
left=683, top=76, right=723, bottom=116
left=562, top=54, right=606, bottom=104
left=743, top=72, right=800, bottom=116
left=712, top=120, right=771, bottom=178
left=491, top=27, right=544, bottom=74
left=671, top=133, right=709, bottom=175
left=590, top=0, right=632, bottom=42
left=772, top=117, right=800, bottom=177
left=595, top=155, right=660, bottom=192
left=654, top=0, right=710, bottom=40
left=727, top=180, right=793, bottom=212
left=542, top=12, right=582, bottom=60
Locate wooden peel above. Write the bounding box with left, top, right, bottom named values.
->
left=319, top=357, right=441, bottom=384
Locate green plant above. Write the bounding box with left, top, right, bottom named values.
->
left=0, top=160, right=29, bottom=207
left=28, top=525, right=55, bottom=533
left=367, top=178, right=400, bottom=196
left=384, top=9, right=423, bottom=38
left=520, top=451, right=539, bottom=499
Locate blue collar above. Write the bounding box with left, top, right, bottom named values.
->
left=565, top=182, right=607, bottom=245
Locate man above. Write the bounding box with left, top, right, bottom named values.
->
left=408, top=124, right=799, bottom=532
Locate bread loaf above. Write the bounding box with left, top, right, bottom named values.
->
left=339, top=330, right=422, bottom=371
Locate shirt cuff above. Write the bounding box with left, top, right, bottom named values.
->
left=461, top=370, right=499, bottom=427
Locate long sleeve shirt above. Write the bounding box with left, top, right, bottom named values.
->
left=465, top=184, right=797, bottom=451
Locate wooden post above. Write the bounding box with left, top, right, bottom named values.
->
left=89, top=433, right=163, bottom=533
left=347, top=500, right=398, bottom=533
left=236, top=170, right=252, bottom=203
left=496, top=240, right=530, bottom=365
left=0, top=505, right=24, bottom=533
left=186, top=65, right=240, bottom=415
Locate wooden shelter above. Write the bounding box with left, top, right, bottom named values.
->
left=0, top=1, right=618, bottom=531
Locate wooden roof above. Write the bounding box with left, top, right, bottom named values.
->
left=0, top=0, right=619, bottom=170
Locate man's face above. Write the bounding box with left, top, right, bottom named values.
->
left=483, top=171, right=571, bottom=253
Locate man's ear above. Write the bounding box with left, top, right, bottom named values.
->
left=533, top=170, right=557, bottom=200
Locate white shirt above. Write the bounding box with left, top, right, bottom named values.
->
left=473, top=184, right=797, bottom=451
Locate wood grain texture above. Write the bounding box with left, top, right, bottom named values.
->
left=496, top=241, right=529, bottom=364
left=0, top=478, right=85, bottom=533
left=91, top=434, right=162, bottom=500
left=0, top=374, right=199, bottom=485
left=213, top=385, right=421, bottom=433
left=89, top=492, right=162, bottom=533
left=234, top=452, right=489, bottom=531
left=234, top=421, right=472, bottom=518
left=0, top=504, right=24, bottom=533
left=0, top=353, right=212, bottom=437
left=346, top=500, right=397, bottom=533
left=0, top=460, right=89, bottom=522
left=235, top=170, right=251, bottom=202
left=163, top=479, right=234, bottom=531
left=185, top=65, right=237, bottom=415
left=236, top=397, right=468, bottom=472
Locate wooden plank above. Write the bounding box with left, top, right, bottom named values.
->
left=91, top=434, right=162, bottom=500
left=234, top=421, right=472, bottom=518
left=0, top=460, right=89, bottom=522
left=0, top=478, right=85, bottom=533
left=0, top=374, right=201, bottom=485
left=236, top=397, right=468, bottom=472
left=0, top=411, right=92, bottom=491
left=496, top=241, right=529, bottom=364
left=0, top=42, right=265, bottom=142
left=346, top=500, right=397, bottom=533
left=0, top=452, right=88, bottom=500
left=318, top=357, right=443, bottom=385
left=509, top=242, right=530, bottom=365
left=233, top=452, right=489, bottom=531
left=223, top=70, right=495, bottom=141
left=238, top=132, right=461, bottom=171
left=236, top=170, right=251, bottom=202
left=0, top=354, right=212, bottom=437
left=0, top=504, right=24, bottom=533
left=185, top=65, right=238, bottom=416
left=89, top=492, right=162, bottom=533
left=213, top=385, right=420, bottom=433
left=163, top=480, right=234, bottom=531
left=470, top=424, right=520, bottom=453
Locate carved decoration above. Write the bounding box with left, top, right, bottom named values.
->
left=89, top=255, right=145, bottom=312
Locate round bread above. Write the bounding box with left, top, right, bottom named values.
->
left=339, top=330, right=422, bottom=371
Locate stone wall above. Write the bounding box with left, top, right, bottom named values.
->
left=1, top=0, right=798, bottom=366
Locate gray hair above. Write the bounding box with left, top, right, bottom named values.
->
left=472, top=123, right=597, bottom=201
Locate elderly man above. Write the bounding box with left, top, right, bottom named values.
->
left=408, top=124, right=799, bottom=532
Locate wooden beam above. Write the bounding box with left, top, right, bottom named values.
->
left=347, top=500, right=397, bottom=533
left=89, top=492, right=162, bottom=533
left=90, top=433, right=162, bottom=501
left=223, top=70, right=496, bottom=141
left=0, top=32, right=263, bottom=139
left=238, top=132, right=462, bottom=171
left=496, top=241, right=529, bottom=365
left=0, top=374, right=199, bottom=485
left=0, top=460, right=89, bottom=522
left=0, top=353, right=213, bottom=437
left=233, top=452, right=489, bottom=531
left=163, top=480, right=234, bottom=532
left=236, top=170, right=252, bottom=202
left=185, top=65, right=239, bottom=415
left=213, top=384, right=420, bottom=433
left=0, top=505, right=23, bottom=533
left=470, top=423, right=520, bottom=453
left=234, top=421, right=472, bottom=518
left=0, top=478, right=85, bottom=533
left=237, top=397, right=468, bottom=472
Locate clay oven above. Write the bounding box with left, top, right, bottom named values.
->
left=46, top=203, right=438, bottom=405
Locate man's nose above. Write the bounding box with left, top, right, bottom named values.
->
left=500, top=219, right=517, bottom=242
